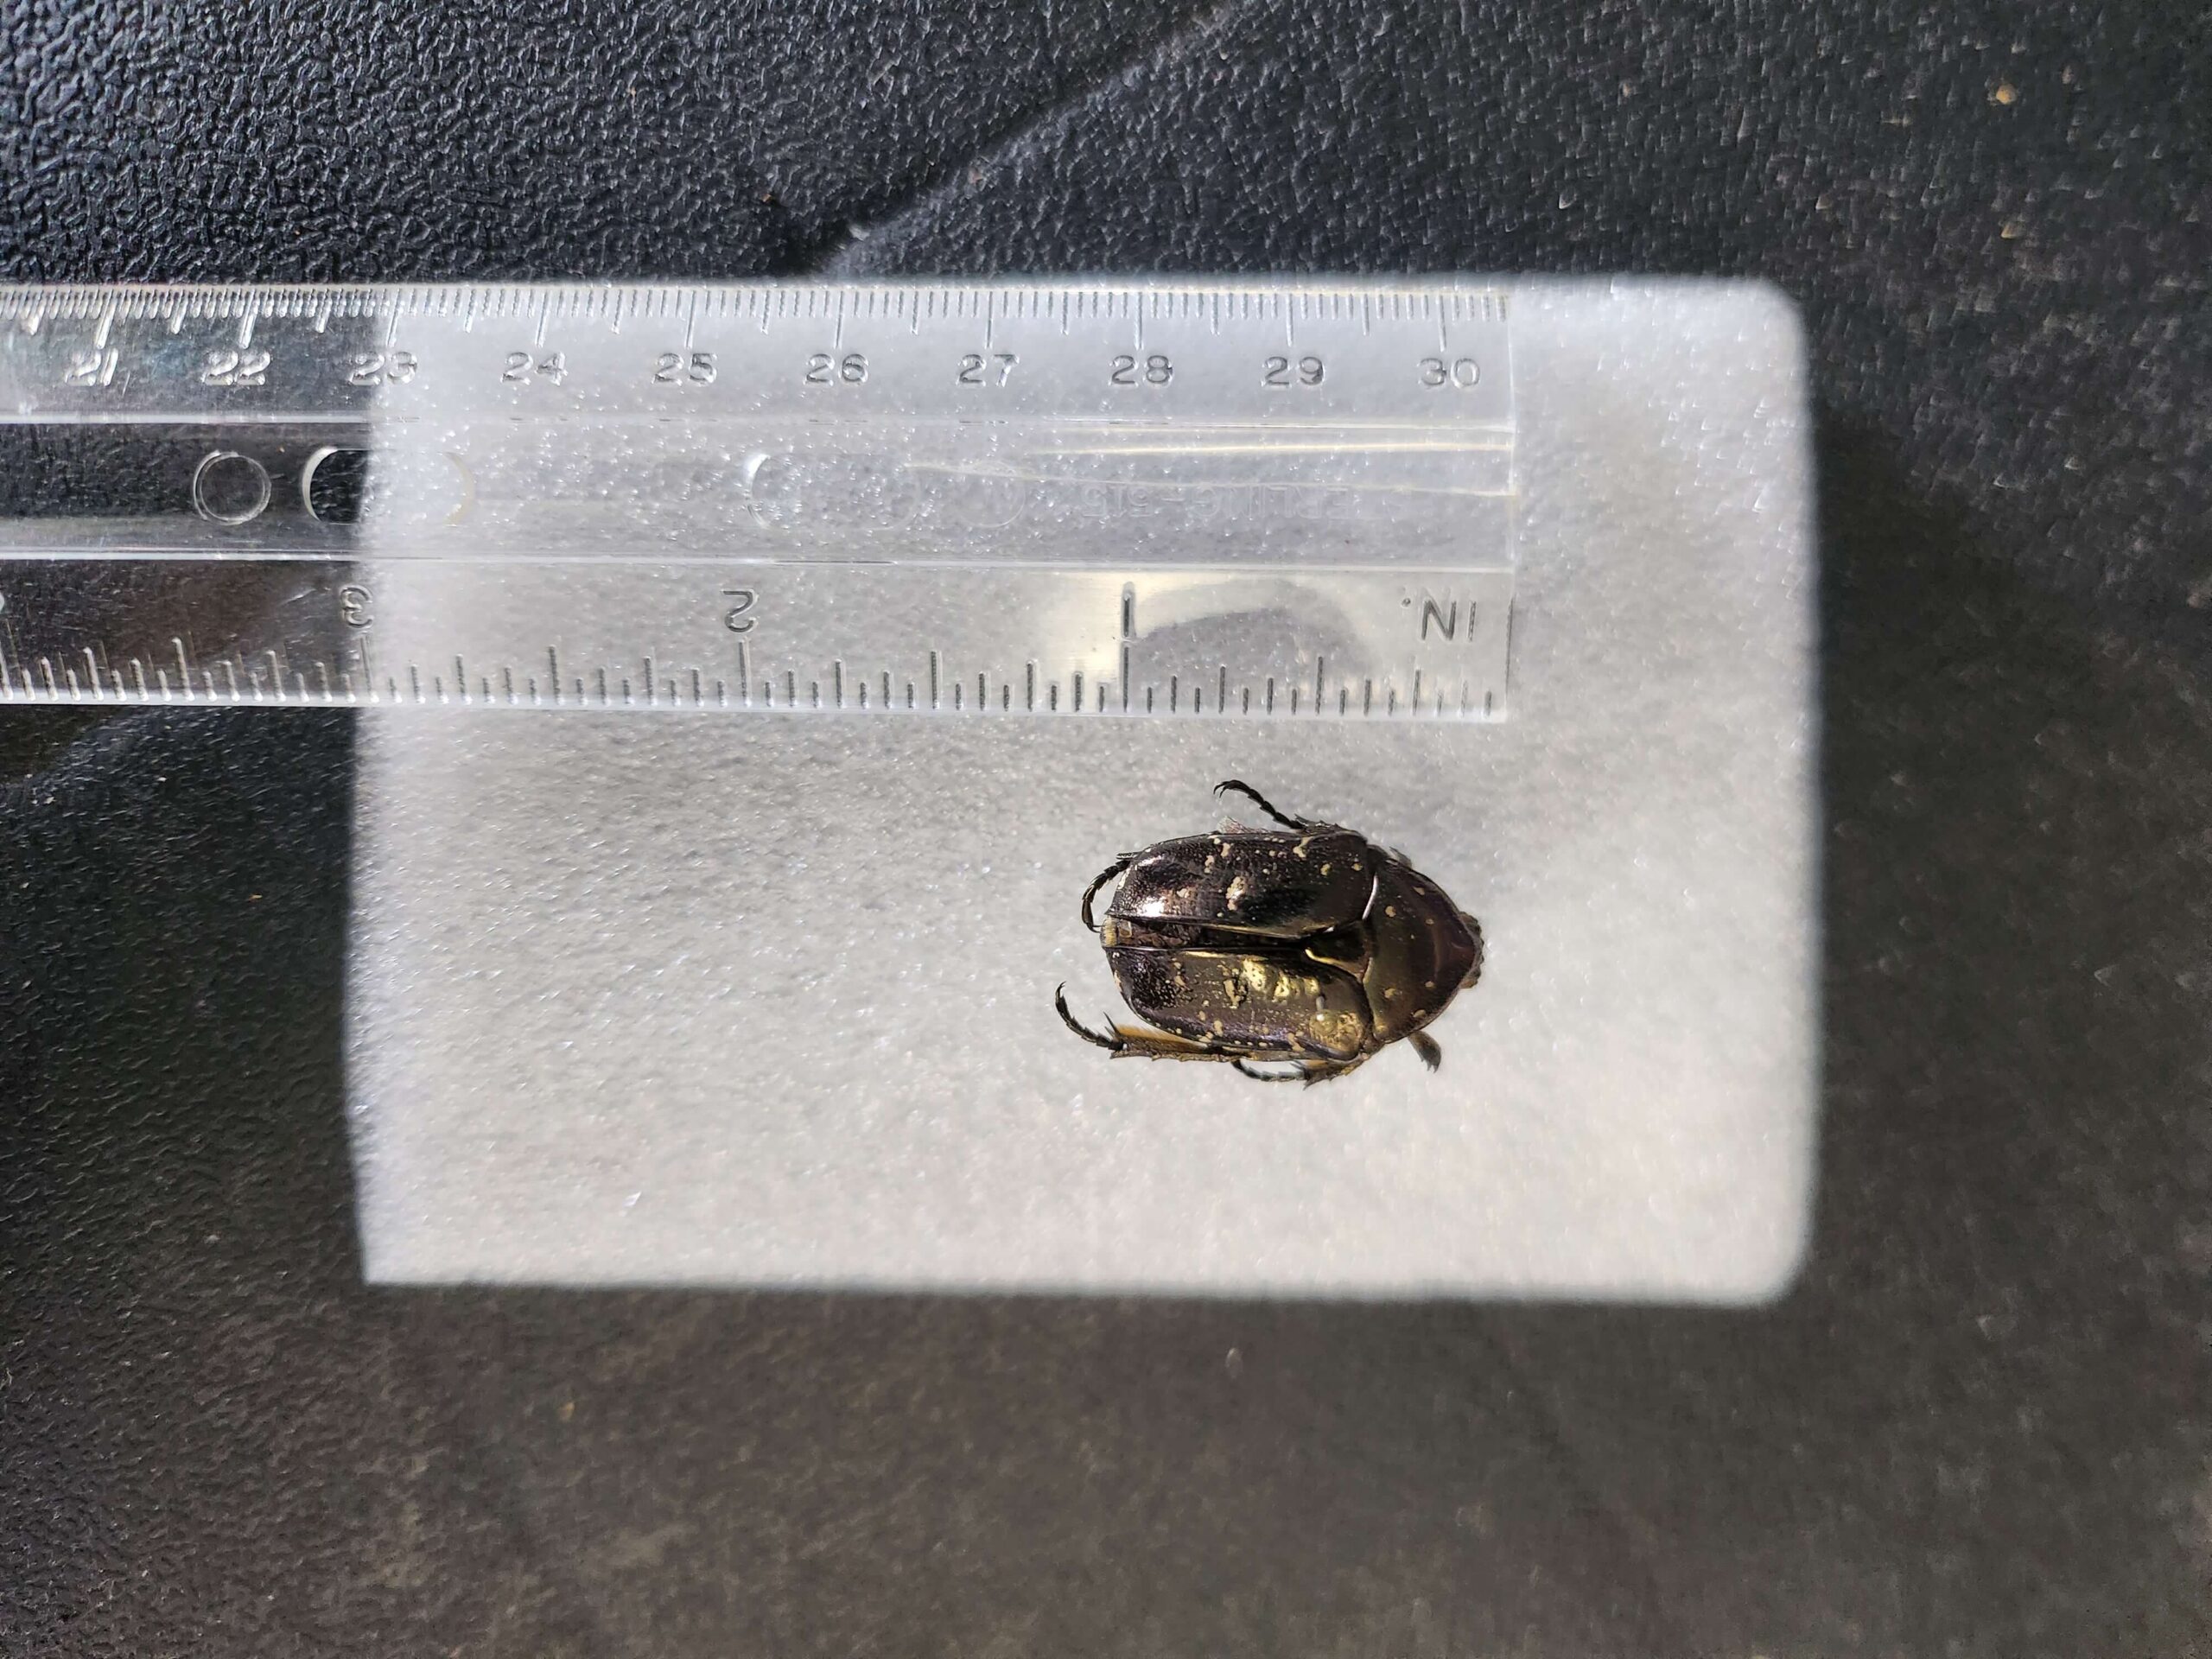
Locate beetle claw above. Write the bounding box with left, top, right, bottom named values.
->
left=1053, top=984, right=1124, bottom=1052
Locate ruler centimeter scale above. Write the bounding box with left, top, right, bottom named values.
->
left=0, top=280, right=1516, bottom=719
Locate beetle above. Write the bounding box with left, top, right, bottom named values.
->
left=1055, top=779, right=1483, bottom=1084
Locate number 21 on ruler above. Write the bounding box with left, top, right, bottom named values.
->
left=63, top=349, right=118, bottom=387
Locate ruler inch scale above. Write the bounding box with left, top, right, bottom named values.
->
left=0, top=279, right=1516, bottom=721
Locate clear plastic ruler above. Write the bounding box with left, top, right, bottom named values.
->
left=0, top=281, right=1514, bottom=718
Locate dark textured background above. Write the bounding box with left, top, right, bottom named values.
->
left=3, top=2, right=2209, bottom=1653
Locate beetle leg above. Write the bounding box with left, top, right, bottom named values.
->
left=1294, top=1053, right=1369, bottom=1086
left=1230, top=1058, right=1311, bottom=1083
left=1212, top=779, right=1325, bottom=833
left=1108, top=1031, right=1258, bottom=1063
left=1231, top=1043, right=1373, bottom=1085
left=1054, top=985, right=1126, bottom=1051
left=1055, top=988, right=1261, bottom=1066
left=1408, top=1029, right=1444, bottom=1071
left=1079, top=855, right=1137, bottom=932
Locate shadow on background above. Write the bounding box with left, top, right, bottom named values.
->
left=3, top=429, right=2207, bottom=1655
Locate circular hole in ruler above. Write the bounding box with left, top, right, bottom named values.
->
left=192, top=451, right=271, bottom=525
left=302, top=446, right=369, bottom=524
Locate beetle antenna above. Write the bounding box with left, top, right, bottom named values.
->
left=1212, top=779, right=1317, bottom=832
left=1053, top=985, right=1123, bottom=1052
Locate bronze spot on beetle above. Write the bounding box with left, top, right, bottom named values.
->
left=1056, top=780, right=1484, bottom=1085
